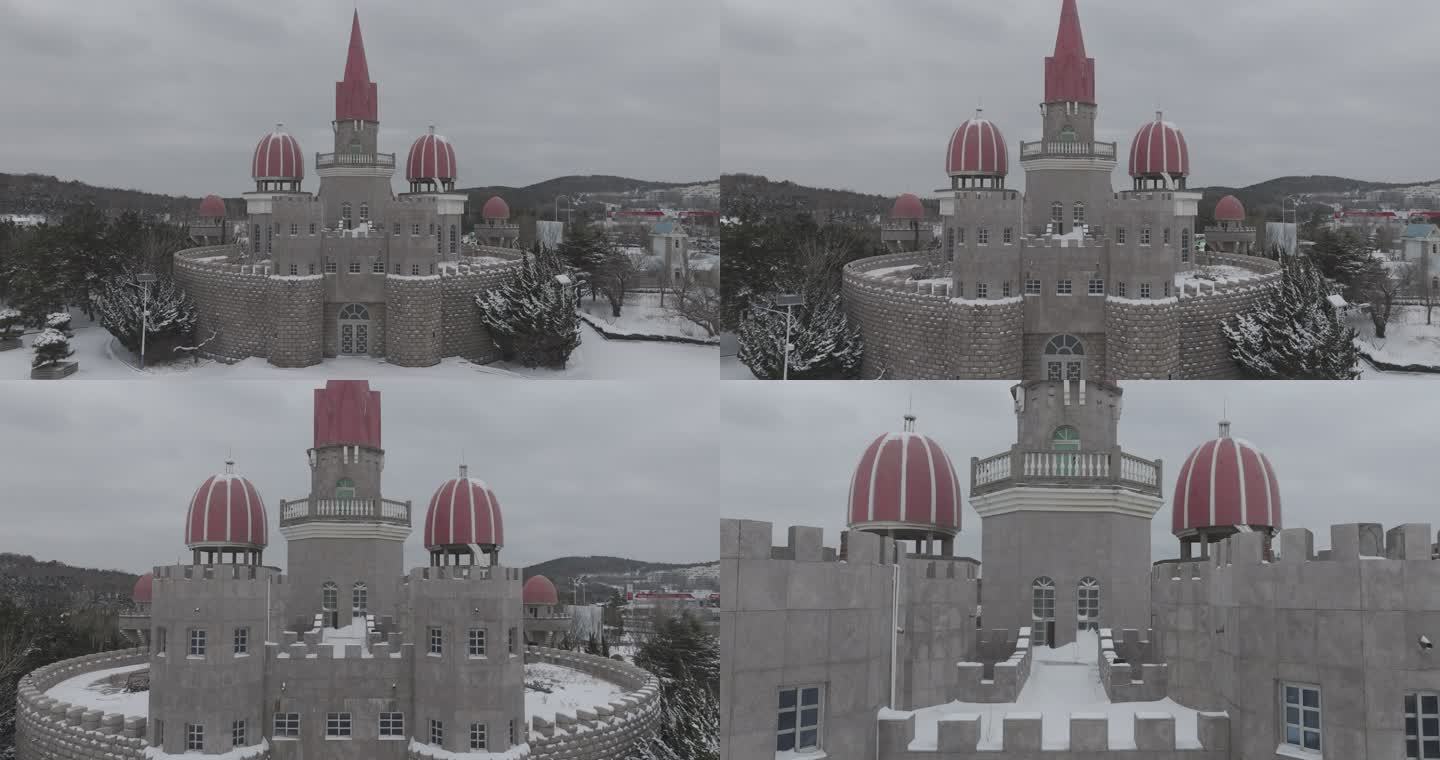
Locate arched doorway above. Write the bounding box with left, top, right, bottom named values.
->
left=1032, top=576, right=1056, bottom=647
left=338, top=303, right=370, bottom=356
left=1043, top=335, right=1085, bottom=382
left=1077, top=577, right=1100, bottom=632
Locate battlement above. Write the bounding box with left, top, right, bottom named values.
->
left=403, top=564, right=523, bottom=584
left=526, top=647, right=664, bottom=758
left=876, top=708, right=1229, bottom=757
left=14, top=648, right=151, bottom=759
left=955, top=627, right=1032, bottom=703
left=721, top=520, right=897, bottom=565
left=151, top=563, right=283, bottom=588
left=1097, top=628, right=1168, bottom=702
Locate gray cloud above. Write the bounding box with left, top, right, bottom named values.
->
left=0, top=0, right=718, bottom=197
left=0, top=380, right=718, bottom=574
left=721, top=0, right=1440, bottom=196
left=720, top=381, right=1440, bottom=562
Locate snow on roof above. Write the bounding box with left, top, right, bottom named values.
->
left=44, top=663, right=150, bottom=717
left=144, top=739, right=270, bottom=760
left=407, top=738, right=531, bottom=759
left=525, top=661, right=626, bottom=726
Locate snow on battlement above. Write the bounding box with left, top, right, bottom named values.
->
left=1097, top=628, right=1168, bottom=702
left=525, top=647, right=664, bottom=755
left=954, top=628, right=1032, bottom=702
left=15, top=648, right=152, bottom=756
left=876, top=707, right=1229, bottom=757
left=402, top=564, right=522, bottom=584
left=150, top=563, right=282, bottom=591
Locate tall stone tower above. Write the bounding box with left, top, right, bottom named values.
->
left=1022, top=0, right=1116, bottom=236
left=319, top=10, right=394, bottom=229
left=968, top=380, right=1162, bottom=647
left=279, top=380, right=412, bottom=630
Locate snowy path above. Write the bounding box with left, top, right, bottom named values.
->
left=524, top=662, right=625, bottom=724
left=44, top=663, right=149, bottom=716
left=0, top=310, right=717, bottom=381
left=906, top=630, right=1203, bottom=751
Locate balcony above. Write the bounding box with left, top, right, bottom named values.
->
left=278, top=497, right=411, bottom=526
left=970, top=448, right=1161, bottom=498
left=316, top=152, right=396, bottom=170
left=1019, top=141, right=1118, bottom=161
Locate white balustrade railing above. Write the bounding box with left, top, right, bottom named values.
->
left=1022, top=451, right=1109, bottom=478
left=973, top=454, right=1011, bottom=486
left=973, top=449, right=1161, bottom=492
left=281, top=498, right=411, bottom=522
left=1120, top=454, right=1159, bottom=486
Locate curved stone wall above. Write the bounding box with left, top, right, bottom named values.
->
left=384, top=276, right=443, bottom=367
left=14, top=648, right=163, bottom=760
left=1175, top=252, right=1282, bottom=380
left=265, top=275, right=325, bottom=367
left=173, top=246, right=272, bottom=362
left=1104, top=297, right=1180, bottom=379
left=523, top=647, right=664, bottom=760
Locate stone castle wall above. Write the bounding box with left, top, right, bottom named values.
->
left=524, top=648, right=664, bottom=760
left=841, top=249, right=1279, bottom=380
left=14, top=648, right=157, bottom=760
left=874, top=709, right=1230, bottom=760
left=171, top=245, right=521, bottom=368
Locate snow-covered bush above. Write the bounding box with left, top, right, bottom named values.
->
left=0, top=308, right=21, bottom=339
left=737, top=291, right=863, bottom=380
left=475, top=247, right=581, bottom=368
left=31, top=328, right=73, bottom=368
left=44, top=312, right=71, bottom=335
left=1223, top=253, right=1360, bottom=380
left=91, top=272, right=198, bottom=364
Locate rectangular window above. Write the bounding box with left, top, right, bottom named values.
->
left=308, top=263, right=316, bottom=275
left=976, top=283, right=988, bottom=299
left=1056, top=279, right=1073, bottom=295
left=189, top=629, right=206, bottom=657
left=1003, top=227, right=1013, bottom=245
left=1088, top=278, right=1105, bottom=295
left=348, top=259, right=361, bottom=274
left=1140, top=283, right=1152, bottom=299
left=957, top=227, right=966, bottom=245
left=945, top=227, right=954, bottom=255
left=156, top=627, right=167, bottom=655
left=324, top=259, right=337, bottom=274
left=289, top=223, right=298, bottom=236
left=372, top=259, right=384, bottom=274
left=394, top=263, right=402, bottom=275
left=273, top=712, right=299, bottom=738
left=509, top=719, right=516, bottom=746
left=1405, top=692, right=1440, bottom=759
left=232, top=720, right=246, bottom=748
left=777, top=686, right=822, bottom=752
left=1283, top=683, right=1321, bottom=753
left=379, top=712, right=405, bottom=739
left=1118, top=282, right=1127, bottom=298
left=469, top=628, right=487, bottom=657
left=289, top=263, right=298, bottom=276
left=412, top=264, right=421, bottom=276
left=186, top=723, right=204, bottom=751
left=154, top=719, right=163, bottom=746
left=1002, top=281, right=1012, bottom=298
left=429, top=223, right=436, bottom=236
left=978, top=227, right=990, bottom=245
left=412, top=223, right=421, bottom=236
left=393, top=222, right=401, bottom=236
left=1164, top=282, right=1171, bottom=297
left=430, top=719, right=444, bottom=746
left=1163, top=227, right=1172, bottom=245
left=429, top=263, right=436, bottom=275
left=1024, top=279, right=1041, bottom=296
left=956, top=281, right=964, bottom=298
left=508, top=627, right=518, bottom=655
left=233, top=627, right=248, bottom=655
left=1141, top=227, right=1152, bottom=245
left=309, top=222, right=317, bottom=235
left=471, top=722, right=488, bottom=750
left=429, top=626, right=443, bottom=655
left=325, top=712, right=351, bottom=738
left=1116, top=226, right=1127, bottom=245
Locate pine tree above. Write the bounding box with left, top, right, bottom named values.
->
left=91, top=271, right=198, bottom=363
left=30, top=328, right=73, bottom=369
left=737, top=290, right=863, bottom=380
left=0, top=309, right=21, bottom=341
left=633, top=613, right=719, bottom=760
left=475, top=245, right=581, bottom=368
left=1223, top=253, right=1361, bottom=379
left=44, top=312, right=72, bottom=336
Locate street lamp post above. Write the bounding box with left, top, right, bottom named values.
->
left=771, top=294, right=806, bottom=380
left=136, top=273, right=157, bottom=371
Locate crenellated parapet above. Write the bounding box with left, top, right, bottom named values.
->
left=525, top=647, right=663, bottom=759
left=1097, top=628, right=1168, bottom=702
left=875, top=707, right=1229, bottom=758
left=954, top=627, right=1032, bottom=703
left=14, top=648, right=152, bottom=760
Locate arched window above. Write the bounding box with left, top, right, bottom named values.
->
left=1032, top=577, right=1056, bottom=646
left=1043, top=335, right=1085, bottom=383
left=322, top=582, right=338, bottom=611
left=352, top=582, right=368, bottom=616
left=341, top=202, right=353, bottom=230
left=1051, top=426, right=1081, bottom=451
left=1073, top=202, right=1086, bottom=224
left=338, top=303, right=369, bottom=320
left=335, top=478, right=355, bottom=499
left=1163, top=228, right=1172, bottom=245
left=1077, top=577, right=1100, bottom=631
left=1050, top=202, right=1064, bottom=224
left=1059, top=125, right=1077, bottom=142
left=348, top=139, right=362, bottom=154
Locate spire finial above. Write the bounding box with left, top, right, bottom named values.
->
left=428, top=124, right=436, bottom=135
left=1218, top=419, right=1232, bottom=438
left=1155, top=109, right=1164, bottom=122
left=902, top=413, right=917, bottom=433
left=458, top=463, right=468, bottom=479
left=224, top=458, right=236, bottom=474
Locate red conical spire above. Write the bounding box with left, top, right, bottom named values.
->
left=1044, top=0, right=1095, bottom=104
left=335, top=10, right=379, bottom=122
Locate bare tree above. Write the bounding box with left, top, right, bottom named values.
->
left=667, top=272, right=721, bottom=337
left=1357, top=259, right=1413, bottom=339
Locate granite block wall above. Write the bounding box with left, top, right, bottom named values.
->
left=1105, top=297, right=1180, bottom=379
left=265, top=276, right=325, bottom=367
left=173, top=246, right=271, bottom=362
left=14, top=648, right=154, bottom=760
left=843, top=252, right=958, bottom=379
left=1176, top=253, right=1281, bottom=380
left=525, top=648, right=664, bottom=760
left=384, top=277, right=442, bottom=367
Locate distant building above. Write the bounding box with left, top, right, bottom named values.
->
left=1402, top=223, right=1440, bottom=296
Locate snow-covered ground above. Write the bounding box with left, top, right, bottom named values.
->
left=721, top=355, right=758, bottom=380
left=44, top=663, right=149, bottom=716
left=0, top=309, right=717, bottom=380
left=1352, top=305, right=1440, bottom=372
left=524, top=662, right=626, bottom=724
left=903, top=630, right=1206, bottom=751
left=577, top=292, right=717, bottom=342
left=1174, top=265, right=1265, bottom=289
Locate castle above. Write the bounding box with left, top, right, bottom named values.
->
left=721, top=379, right=1440, bottom=759
left=848, top=0, right=1279, bottom=381
left=15, top=380, right=662, bottom=760
left=174, top=11, right=527, bottom=369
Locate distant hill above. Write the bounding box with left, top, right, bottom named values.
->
left=721, top=173, right=930, bottom=219
left=0, top=171, right=718, bottom=220
left=523, top=555, right=719, bottom=602
left=0, top=553, right=139, bottom=609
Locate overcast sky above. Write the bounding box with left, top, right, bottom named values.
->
left=0, top=380, right=717, bottom=575
left=0, top=0, right=717, bottom=197
left=720, top=381, right=1440, bottom=563
left=722, top=0, right=1440, bottom=197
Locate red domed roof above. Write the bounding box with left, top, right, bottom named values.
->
left=524, top=575, right=559, bottom=606
left=1129, top=112, right=1190, bottom=178
left=251, top=125, right=304, bottom=181
left=185, top=461, right=268, bottom=550
left=482, top=195, right=510, bottom=220
left=133, top=572, right=153, bottom=604
left=198, top=194, right=227, bottom=219
left=423, top=465, right=504, bottom=549
left=891, top=193, right=925, bottom=220
left=946, top=112, right=1008, bottom=177
left=1172, top=421, right=1281, bottom=537
left=405, top=127, right=457, bottom=183
left=1215, top=195, right=1246, bottom=222
left=846, top=416, right=962, bottom=539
